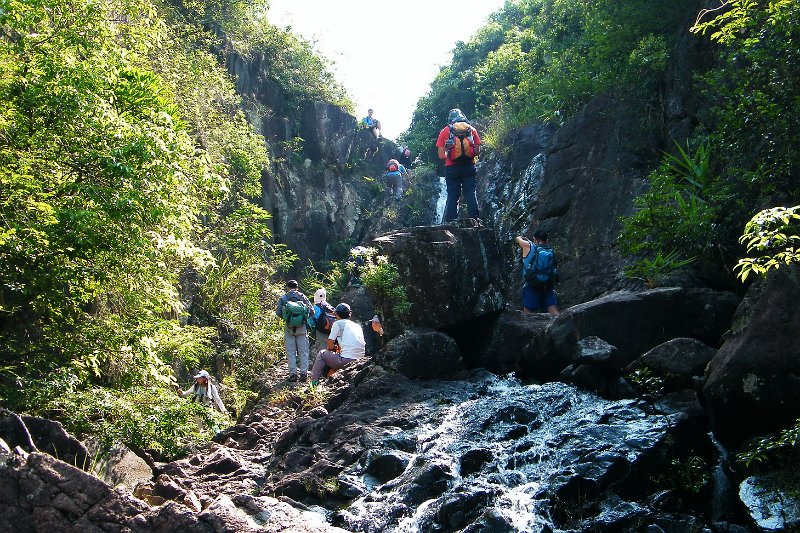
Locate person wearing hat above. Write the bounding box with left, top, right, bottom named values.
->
left=311, top=288, right=335, bottom=354
left=177, top=370, right=227, bottom=413
left=435, top=108, right=482, bottom=223
left=276, top=279, right=314, bottom=382
left=309, top=302, right=365, bottom=386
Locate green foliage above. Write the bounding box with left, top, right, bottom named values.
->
left=738, top=418, right=800, bottom=468
left=619, top=141, right=715, bottom=278
left=406, top=0, right=693, bottom=157
left=654, top=456, right=710, bottom=497
left=624, top=251, right=696, bottom=289
left=736, top=206, right=800, bottom=281
left=47, top=385, right=228, bottom=460
left=0, top=0, right=337, bottom=457
left=626, top=367, right=666, bottom=397
left=358, top=249, right=412, bottom=322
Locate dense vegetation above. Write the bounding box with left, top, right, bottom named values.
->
left=405, top=0, right=799, bottom=286
left=0, top=0, right=348, bottom=458
left=404, top=0, right=696, bottom=158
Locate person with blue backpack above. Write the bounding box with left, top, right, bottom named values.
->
left=516, top=230, right=560, bottom=315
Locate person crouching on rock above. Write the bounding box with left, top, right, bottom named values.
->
left=310, top=303, right=365, bottom=387
left=177, top=370, right=228, bottom=414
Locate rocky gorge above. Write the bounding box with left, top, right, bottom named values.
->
left=2, top=10, right=800, bottom=533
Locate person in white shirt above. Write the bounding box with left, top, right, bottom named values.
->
left=309, top=303, right=365, bottom=386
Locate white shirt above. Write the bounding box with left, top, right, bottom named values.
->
left=328, top=319, right=366, bottom=359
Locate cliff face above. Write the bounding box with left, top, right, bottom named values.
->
left=476, top=14, right=716, bottom=308
left=225, top=48, right=413, bottom=266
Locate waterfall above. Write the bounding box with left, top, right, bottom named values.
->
left=435, top=176, right=447, bottom=223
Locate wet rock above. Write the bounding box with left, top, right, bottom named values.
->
left=475, top=310, right=554, bottom=375
left=400, top=461, right=454, bottom=506
left=626, top=338, right=716, bottom=392
left=703, top=264, right=800, bottom=447
left=372, top=225, right=506, bottom=329
left=0, top=412, right=89, bottom=470
left=543, top=288, right=739, bottom=381
left=365, top=450, right=411, bottom=483
left=575, top=336, right=618, bottom=365
left=739, top=469, right=800, bottom=531
left=375, top=328, right=464, bottom=379
left=433, top=488, right=494, bottom=531
left=460, top=448, right=493, bottom=477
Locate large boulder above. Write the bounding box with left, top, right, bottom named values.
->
left=703, top=264, right=800, bottom=448
left=0, top=412, right=89, bottom=469
left=542, top=288, right=739, bottom=381
left=625, top=337, right=717, bottom=392
left=375, top=328, right=464, bottom=379
left=372, top=224, right=506, bottom=329
left=474, top=310, right=554, bottom=375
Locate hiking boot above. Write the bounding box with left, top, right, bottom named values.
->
left=299, top=374, right=307, bottom=383
left=287, top=374, right=298, bottom=382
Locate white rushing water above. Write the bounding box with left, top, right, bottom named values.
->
left=435, top=176, right=447, bottom=223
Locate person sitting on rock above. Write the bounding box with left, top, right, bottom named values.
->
left=516, top=230, right=559, bottom=315
left=360, top=108, right=382, bottom=139
left=177, top=370, right=228, bottom=413
left=310, top=303, right=365, bottom=387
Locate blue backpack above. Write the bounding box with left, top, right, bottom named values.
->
left=522, top=242, right=558, bottom=289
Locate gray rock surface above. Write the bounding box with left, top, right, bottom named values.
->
left=703, top=263, right=800, bottom=447
left=372, top=224, right=506, bottom=329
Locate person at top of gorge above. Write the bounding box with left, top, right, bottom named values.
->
left=309, top=302, right=366, bottom=387
left=275, top=279, right=314, bottom=382
left=360, top=108, right=382, bottom=139
left=436, top=108, right=481, bottom=224
left=516, top=230, right=560, bottom=315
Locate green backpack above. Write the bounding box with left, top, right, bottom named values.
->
left=282, top=300, right=309, bottom=330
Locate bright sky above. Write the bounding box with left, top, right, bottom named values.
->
left=267, top=0, right=506, bottom=140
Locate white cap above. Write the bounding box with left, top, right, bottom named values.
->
left=193, top=370, right=210, bottom=379
left=314, top=288, right=327, bottom=304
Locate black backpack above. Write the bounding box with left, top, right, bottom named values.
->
left=315, top=302, right=337, bottom=333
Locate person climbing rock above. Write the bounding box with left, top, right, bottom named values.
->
left=360, top=108, right=382, bottom=139
left=275, top=280, right=314, bottom=382
left=310, top=303, right=366, bottom=386
left=177, top=370, right=227, bottom=413
left=397, top=145, right=413, bottom=169
left=436, top=108, right=481, bottom=224
left=383, top=158, right=406, bottom=200
left=516, top=231, right=560, bottom=315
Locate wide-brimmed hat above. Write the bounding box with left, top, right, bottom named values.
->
left=193, top=370, right=210, bottom=379
left=314, top=288, right=327, bottom=304
left=448, top=108, right=467, bottom=124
